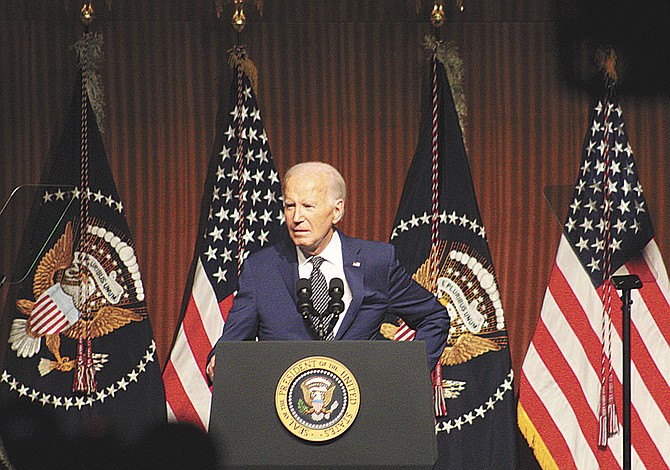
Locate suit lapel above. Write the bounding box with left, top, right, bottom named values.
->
left=336, top=233, right=363, bottom=339
left=275, top=239, right=299, bottom=303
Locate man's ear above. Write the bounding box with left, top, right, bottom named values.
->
left=332, top=199, right=344, bottom=224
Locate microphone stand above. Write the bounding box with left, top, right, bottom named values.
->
left=611, top=274, right=642, bottom=470
left=316, top=311, right=325, bottom=340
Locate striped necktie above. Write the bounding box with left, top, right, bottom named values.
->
left=309, top=256, right=329, bottom=315
left=309, top=256, right=334, bottom=339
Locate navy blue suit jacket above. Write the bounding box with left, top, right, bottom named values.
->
left=213, top=232, right=449, bottom=369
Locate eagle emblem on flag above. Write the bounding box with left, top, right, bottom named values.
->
left=382, top=241, right=504, bottom=366
left=8, top=220, right=145, bottom=377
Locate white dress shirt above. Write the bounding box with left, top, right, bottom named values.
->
left=296, top=231, right=352, bottom=336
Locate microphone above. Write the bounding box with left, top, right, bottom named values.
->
left=326, top=278, right=345, bottom=335
left=296, top=278, right=313, bottom=320
left=328, top=278, right=344, bottom=315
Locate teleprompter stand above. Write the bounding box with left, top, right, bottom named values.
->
left=210, top=340, right=437, bottom=470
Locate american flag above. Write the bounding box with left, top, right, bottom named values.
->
left=518, top=92, right=670, bottom=468
left=162, top=47, right=285, bottom=430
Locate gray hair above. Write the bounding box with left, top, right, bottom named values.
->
left=283, top=162, right=346, bottom=203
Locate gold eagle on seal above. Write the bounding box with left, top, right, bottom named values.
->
left=300, top=377, right=338, bottom=421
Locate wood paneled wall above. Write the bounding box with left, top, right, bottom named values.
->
left=2, top=0, right=670, bottom=386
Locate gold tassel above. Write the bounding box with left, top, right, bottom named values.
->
left=423, top=35, right=468, bottom=147
left=73, top=337, right=97, bottom=394
left=596, top=46, right=618, bottom=84
left=432, top=364, right=447, bottom=417
left=73, top=32, right=106, bottom=133
left=228, top=46, right=259, bottom=92
left=517, top=402, right=560, bottom=470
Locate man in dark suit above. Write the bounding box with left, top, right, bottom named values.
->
left=207, top=162, right=448, bottom=380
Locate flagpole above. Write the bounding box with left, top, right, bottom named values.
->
left=431, top=1, right=444, bottom=40
left=596, top=49, right=636, bottom=465
left=81, top=2, right=93, bottom=34
left=232, top=0, right=247, bottom=36
left=611, top=274, right=641, bottom=470
left=229, top=2, right=248, bottom=278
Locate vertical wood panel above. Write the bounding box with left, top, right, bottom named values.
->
left=99, top=18, right=224, bottom=360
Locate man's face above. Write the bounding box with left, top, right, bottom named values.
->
left=283, top=173, right=343, bottom=256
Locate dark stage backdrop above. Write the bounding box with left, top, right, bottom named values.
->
left=2, top=0, right=670, bottom=391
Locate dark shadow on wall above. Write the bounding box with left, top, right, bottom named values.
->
left=556, top=0, right=670, bottom=96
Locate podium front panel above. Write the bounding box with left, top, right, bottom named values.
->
left=210, top=340, right=437, bottom=469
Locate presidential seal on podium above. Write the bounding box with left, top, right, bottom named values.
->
left=275, top=356, right=360, bottom=442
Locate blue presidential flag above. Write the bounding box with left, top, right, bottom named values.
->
left=1, top=36, right=165, bottom=465
left=388, top=40, right=517, bottom=469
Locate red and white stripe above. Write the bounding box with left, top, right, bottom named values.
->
left=518, top=236, right=670, bottom=469
left=162, top=259, right=232, bottom=430
left=30, top=293, right=71, bottom=336
left=394, top=321, right=417, bottom=342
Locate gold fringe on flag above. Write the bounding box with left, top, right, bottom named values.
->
left=228, top=46, right=259, bottom=91
left=517, top=402, right=560, bottom=470
left=73, top=32, right=106, bottom=133
left=423, top=35, right=468, bottom=146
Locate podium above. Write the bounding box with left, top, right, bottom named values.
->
left=210, top=340, right=437, bottom=470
